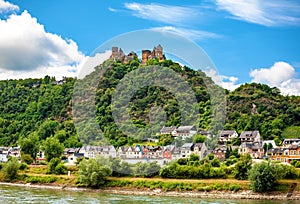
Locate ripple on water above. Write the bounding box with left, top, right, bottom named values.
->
left=0, top=184, right=297, bottom=204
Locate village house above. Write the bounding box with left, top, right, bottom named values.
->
left=159, top=126, right=177, bottom=135
left=218, top=130, right=238, bottom=145
left=267, top=144, right=300, bottom=163
left=180, top=143, right=194, bottom=158
left=79, top=145, right=117, bottom=159
left=36, top=150, right=46, bottom=163
left=282, top=138, right=300, bottom=148
left=171, top=146, right=181, bottom=161
left=64, top=148, right=83, bottom=165
left=8, top=147, right=21, bottom=158
left=117, top=146, right=128, bottom=159
left=172, top=126, right=197, bottom=140
left=125, top=146, right=142, bottom=159
left=267, top=148, right=285, bottom=162
left=162, top=145, right=174, bottom=160
left=238, top=143, right=264, bottom=159
left=193, top=143, right=207, bottom=159
left=0, top=147, right=10, bottom=162
left=239, top=131, right=261, bottom=144
left=212, top=145, right=227, bottom=161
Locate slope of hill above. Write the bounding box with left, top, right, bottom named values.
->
left=0, top=59, right=300, bottom=147
left=225, top=83, right=300, bottom=140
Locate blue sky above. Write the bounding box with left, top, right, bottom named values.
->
left=0, top=0, right=300, bottom=95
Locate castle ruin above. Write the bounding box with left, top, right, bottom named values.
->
left=110, top=44, right=166, bottom=64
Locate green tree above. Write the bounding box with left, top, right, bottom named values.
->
left=144, top=162, right=160, bottom=177
left=193, top=134, right=206, bottom=143
left=189, top=154, right=200, bottom=162
left=211, top=157, right=221, bottom=167
left=18, top=132, right=40, bottom=161
left=2, top=157, right=20, bottom=180
left=234, top=154, right=252, bottom=180
left=249, top=161, right=281, bottom=192
left=77, top=156, right=112, bottom=187
left=282, top=126, right=300, bottom=138
left=42, top=136, right=64, bottom=162
left=37, top=119, right=59, bottom=140
left=21, top=154, right=34, bottom=164
left=47, top=158, right=67, bottom=174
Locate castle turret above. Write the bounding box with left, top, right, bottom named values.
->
left=154, top=44, right=164, bottom=60
left=142, top=50, right=151, bottom=64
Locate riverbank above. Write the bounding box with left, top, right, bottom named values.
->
left=1, top=182, right=299, bottom=200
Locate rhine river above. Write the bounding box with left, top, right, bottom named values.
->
left=0, top=184, right=297, bottom=204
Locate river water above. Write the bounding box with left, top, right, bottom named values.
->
left=0, top=184, right=297, bottom=204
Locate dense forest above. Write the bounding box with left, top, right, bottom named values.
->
left=0, top=58, right=300, bottom=147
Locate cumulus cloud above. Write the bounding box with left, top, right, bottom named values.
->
left=0, top=10, right=85, bottom=80
left=215, top=0, right=300, bottom=26
left=0, top=0, right=19, bottom=13
left=205, top=68, right=241, bottom=91
left=250, top=62, right=300, bottom=95
left=124, top=2, right=199, bottom=25
left=151, top=26, right=220, bottom=41
left=77, top=50, right=112, bottom=79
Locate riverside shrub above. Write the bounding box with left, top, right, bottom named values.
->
left=234, top=154, right=252, bottom=180
left=248, top=161, right=281, bottom=192
left=2, top=157, right=20, bottom=180
left=77, top=156, right=112, bottom=187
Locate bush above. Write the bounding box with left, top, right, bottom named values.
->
left=77, top=156, right=112, bottom=187
left=47, top=158, right=67, bottom=175
left=1, top=157, right=20, bottom=180
left=23, top=175, right=57, bottom=184
left=234, top=154, right=252, bottom=180
left=229, top=183, right=241, bottom=192
left=279, top=164, right=297, bottom=179
left=295, top=161, right=300, bottom=168
left=55, top=163, right=67, bottom=175
left=249, top=161, right=281, bottom=193
left=21, top=154, right=34, bottom=164
left=211, top=158, right=220, bottom=167
left=19, top=163, right=28, bottom=170
left=207, top=154, right=214, bottom=161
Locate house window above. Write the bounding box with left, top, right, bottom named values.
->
left=293, top=150, right=296, bottom=155
left=298, top=151, right=300, bottom=155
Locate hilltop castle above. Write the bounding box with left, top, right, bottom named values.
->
left=110, top=44, right=166, bottom=64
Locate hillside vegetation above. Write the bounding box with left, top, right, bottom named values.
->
left=0, top=59, right=299, bottom=147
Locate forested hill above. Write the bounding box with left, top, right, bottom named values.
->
left=0, top=59, right=300, bottom=147
left=225, top=83, right=300, bottom=140
left=0, top=77, right=80, bottom=147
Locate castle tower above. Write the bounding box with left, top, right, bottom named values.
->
left=118, top=48, right=125, bottom=61
left=155, top=44, right=163, bottom=60
left=142, top=50, right=151, bottom=64
left=110, top=47, right=119, bottom=60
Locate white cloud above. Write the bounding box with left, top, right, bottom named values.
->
left=124, top=3, right=199, bottom=25
left=215, top=0, right=300, bottom=26
left=205, top=68, right=241, bottom=91
left=151, top=26, right=220, bottom=41
left=0, top=0, right=19, bottom=13
left=77, top=50, right=112, bottom=79
left=250, top=62, right=300, bottom=95
left=108, top=7, right=118, bottom=12
left=0, top=10, right=85, bottom=80
left=250, top=62, right=295, bottom=86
